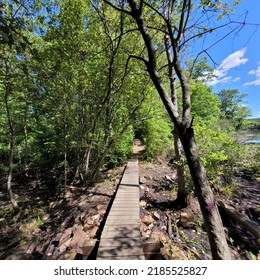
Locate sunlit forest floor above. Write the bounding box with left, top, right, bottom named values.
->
left=0, top=152, right=259, bottom=260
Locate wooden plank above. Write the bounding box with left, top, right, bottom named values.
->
left=96, top=159, right=144, bottom=260
left=108, top=209, right=140, bottom=215
left=110, top=203, right=139, bottom=211
left=105, top=219, right=140, bottom=226
left=97, top=244, right=144, bottom=258
left=102, top=226, right=141, bottom=239
left=120, top=161, right=139, bottom=186
left=99, top=238, right=142, bottom=247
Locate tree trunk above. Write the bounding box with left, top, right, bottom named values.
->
left=180, top=127, right=231, bottom=259
left=4, top=76, right=20, bottom=213
left=82, top=148, right=91, bottom=183
left=173, top=128, right=188, bottom=207
left=164, top=33, right=188, bottom=208
left=24, top=106, right=29, bottom=177
left=125, top=0, right=231, bottom=259
left=7, top=134, right=20, bottom=213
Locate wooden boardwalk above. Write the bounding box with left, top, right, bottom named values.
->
left=96, top=160, right=145, bottom=260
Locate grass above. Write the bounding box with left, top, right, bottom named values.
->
left=221, top=183, right=237, bottom=198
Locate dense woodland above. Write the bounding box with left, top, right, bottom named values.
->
left=0, top=0, right=259, bottom=260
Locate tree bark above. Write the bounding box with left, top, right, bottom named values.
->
left=173, top=129, right=188, bottom=207
left=180, top=127, right=231, bottom=259
left=124, top=0, right=231, bottom=259
left=7, top=134, right=20, bottom=213
left=4, top=68, right=20, bottom=213
left=164, top=33, right=188, bottom=207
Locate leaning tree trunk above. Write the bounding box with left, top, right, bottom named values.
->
left=180, top=127, right=231, bottom=259
left=124, top=0, right=231, bottom=259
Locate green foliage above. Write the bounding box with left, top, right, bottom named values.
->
left=243, top=118, right=260, bottom=130
left=190, top=80, right=220, bottom=124
left=0, top=0, right=152, bottom=183
left=108, top=125, right=134, bottom=165
left=239, top=145, right=260, bottom=177
left=217, top=89, right=251, bottom=130
left=194, top=120, right=241, bottom=184
left=143, top=116, right=172, bottom=160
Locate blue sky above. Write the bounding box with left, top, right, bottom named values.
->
left=194, top=0, right=260, bottom=118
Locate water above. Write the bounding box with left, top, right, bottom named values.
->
left=243, top=139, right=260, bottom=144
left=238, top=130, right=260, bottom=144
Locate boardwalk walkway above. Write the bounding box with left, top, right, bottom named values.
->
left=96, top=160, right=145, bottom=260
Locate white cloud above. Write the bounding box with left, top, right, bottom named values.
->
left=206, top=48, right=248, bottom=86
left=248, top=67, right=260, bottom=77
left=244, top=66, right=260, bottom=86
left=244, top=79, right=260, bottom=86
left=233, top=77, right=240, bottom=82
left=220, top=48, right=248, bottom=71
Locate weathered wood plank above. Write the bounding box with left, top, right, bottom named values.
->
left=120, top=161, right=139, bottom=186
left=97, top=160, right=144, bottom=260
left=99, top=238, right=142, bottom=247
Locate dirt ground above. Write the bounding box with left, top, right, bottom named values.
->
left=0, top=142, right=259, bottom=260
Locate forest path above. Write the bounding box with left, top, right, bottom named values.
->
left=132, top=139, right=146, bottom=159
left=96, top=160, right=145, bottom=260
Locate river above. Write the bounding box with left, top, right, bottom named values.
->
left=236, top=130, right=260, bottom=144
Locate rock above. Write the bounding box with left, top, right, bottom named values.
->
left=69, top=186, right=77, bottom=192
left=92, top=214, right=100, bottom=221
left=58, top=238, right=72, bottom=255
left=78, top=201, right=88, bottom=209
left=151, top=231, right=163, bottom=240
left=160, top=245, right=188, bottom=260
left=165, top=175, right=173, bottom=183
left=140, top=223, right=148, bottom=232
left=139, top=176, right=147, bottom=184
left=42, top=214, right=50, bottom=222
left=147, top=223, right=154, bottom=230
left=86, top=217, right=95, bottom=226
left=69, top=225, right=88, bottom=252
left=64, top=191, right=73, bottom=199
left=152, top=211, right=161, bottom=220
left=140, top=185, right=149, bottom=192
left=89, top=226, right=99, bottom=238
left=179, top=212, right=195, bottom=228
left=82, top=239, right=97, bottom=257
left=140, top=200, right=147, bottom=207
left=141, top=231, right=150, bottom=238
left=59, top=227, right=73, bottom=244
left=57, top=250, right=77, bottom=260
left=96, top=205, right=103, bottom=211
left=171, top=171, right=177, bottom=181
left=98, top=209, right=106, bottom=216
left=142, top=215, right=154, bottom=225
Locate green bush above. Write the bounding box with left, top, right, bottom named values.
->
left=143, top=116, right=172, bottom=160
left=194, top=121, right=241, bottom=184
